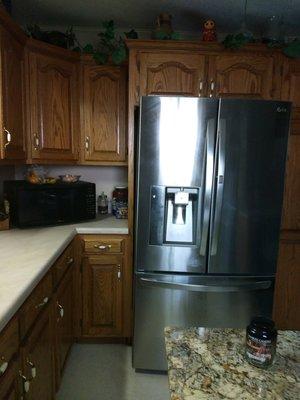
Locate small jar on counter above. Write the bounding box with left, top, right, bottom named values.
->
left=245, top=317, right=277, bottom=368
left=112, top=186, right=128, bottom=219
left=97, top=192, right=108, bottom=215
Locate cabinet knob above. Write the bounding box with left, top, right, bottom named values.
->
left=198, top=80, right=203, bottom=97
left=3, top=127, right=12, bottom=148
left=85, top=136, right=90, bottom=151
left=26, top=359, right=36, bottom=379
left=33, top=133, right=40, bottom=150
left=35, top=296, right=49, bottom=309
left=66, top=256, right=74, bottom=266
left=19, top=372, right=30, bottom=393
left=57, top=302, right=64, bottom=318
left=117, top=265, right=121, bottom=280
left=0, top=356, right=8, bottom=375
left=94, top=244, right=112, bottom=251
left=209, top=80, right=215, bottom=98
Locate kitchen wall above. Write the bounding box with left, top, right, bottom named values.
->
left=14, top=165, right=127, bottom=200
left=0, top=166, right=15, bottom=201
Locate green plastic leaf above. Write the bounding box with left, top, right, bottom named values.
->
left=82, top=44, right=94, bottom=53
left=171, top=32, right=181, bottom=40
left=111, top=46, right=127, bottom=65
left=93, top=52, right=109, bottom=64
left=283, top=41, right=300, bottom=58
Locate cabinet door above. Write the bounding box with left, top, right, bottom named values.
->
left=28, top=52, right=79, bottom=162
left=82, top=65, right=126, bottom=163
left=82, top=255, right=123, bottom=337
left=55, top=267, right=73, bottom=389
left=139, top=53, right=206, bottom=96
left=0, top=27, right=25, bottom=161
left=273, top=239, right=300, bottom=330
left=21, top=306, right=54, bottom=400
left=208, top=54, right=274, bottom=99
left=281, top=59, right=300, bottom=230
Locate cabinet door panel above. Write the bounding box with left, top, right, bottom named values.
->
left=55, top=267, right=73, bottom=388
left=82, top=66, right=126, bottom=163
left=29, top=52, right=78, bottom=162
left=21, top=307, right=53, bottom=400
left=273, top=240, right=300, bottom=330
left=0, top=359, right=20, bottom=400
left=140, top=53, right=206, bottom=96
left=82, top=256, right=122, bottom=337
left=208, top=54, right=274, bottom=99
left=0, top=27, right=25, bottom=160
left=281, top=59, right=300, bottom=136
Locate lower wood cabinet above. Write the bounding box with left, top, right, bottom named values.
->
left=20, top=305, right=54, bottom=400
left=82, top=255, right=123, bottom=337
left=0, top=359, right=20, bottom=400
left=54, top=266, right=74, bottom=389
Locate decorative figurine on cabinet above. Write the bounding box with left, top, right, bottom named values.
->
left=202, top=19, right=217, bottom=41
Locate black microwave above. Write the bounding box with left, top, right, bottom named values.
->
left=3, top=180, right=96, bottom=228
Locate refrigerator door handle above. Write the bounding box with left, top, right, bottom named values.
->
left=211, top=118, right=226, bottom=256
left=199, top=119, right=215, bottom=256
left=139, top=277, right=272, bottom=292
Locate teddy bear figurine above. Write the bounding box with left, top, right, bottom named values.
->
left=202, top=19, right=217, bottom=42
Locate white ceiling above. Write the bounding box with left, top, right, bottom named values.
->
left=11, top=0, right=300, bottom=36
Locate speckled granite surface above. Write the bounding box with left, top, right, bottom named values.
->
left=165, top=327, right=300, bottom=400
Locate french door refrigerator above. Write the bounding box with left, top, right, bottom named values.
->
left=133, top=96, right=291, bottom=371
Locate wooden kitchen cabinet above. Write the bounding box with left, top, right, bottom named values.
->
left=273, top=233, right=300, bottom=330
left=0, top=359, right=21, bottom=400
left=207, top=53, right=275, bottom=99
left=82, top=255, right=123, bottom=337
left=20, top=305, right=54, bottom=400
left=139, top=52, right=206, bottom=96
left=81, top=64, right=126, bottom=164
left=0, top=24, right=26, bottom=162
left=54, top=266, right=74, bottom=389
left=26, top=39, right=79, bottom=163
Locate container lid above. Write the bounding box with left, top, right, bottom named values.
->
left=250, top=317, right=275, bottom=330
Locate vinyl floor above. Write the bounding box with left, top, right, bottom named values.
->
left=57, top=344, right=170, bottom=400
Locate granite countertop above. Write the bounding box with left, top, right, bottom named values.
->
left=165, top=327, right=300, bottom=400
left=0, top=216, right=128, bottom=333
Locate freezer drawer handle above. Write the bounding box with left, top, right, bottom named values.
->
left=139, top=277, right=272, bottom=292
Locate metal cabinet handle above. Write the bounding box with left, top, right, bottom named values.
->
left=57, top=302, right=64, bottom=318
left=198, top=80, right=203, bottom=97
left=3, top=127, right=11, bottom=148
left=94, top=244, right=112, bottom=251
left=85, top=136, right=90, bottom=151
left=0, top=356, right=8, bottom=375
left=66, top=256, right=74, bottom=265
left=35, top=296, right=49, bottom=309
left=117, top=265, right=121, bottom=280
left=26, top=359, right=36, bottom=379
left=33, top=133, right=40, bottom=150
left=209, top=80, right=215, bottom=98
left=19, top=371, right=30, bottom=393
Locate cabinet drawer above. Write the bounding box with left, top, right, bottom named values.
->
left=0, top=318, right=19, bottom=378
left=53, top=244, right=75, bottom=287
left=20, top=273, right=52, bottom=338
left=84, top=239, right=124, bottom=254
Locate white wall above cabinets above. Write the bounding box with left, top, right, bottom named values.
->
left=14, top=165, right=128, bottom=199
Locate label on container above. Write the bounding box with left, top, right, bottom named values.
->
left=246, top=335, right=274, bottom=365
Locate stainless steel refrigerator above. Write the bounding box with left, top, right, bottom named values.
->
left=133, top=96, right=291, bottom=371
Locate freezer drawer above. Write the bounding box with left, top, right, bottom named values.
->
left=133, top=273, right=274, bottom=371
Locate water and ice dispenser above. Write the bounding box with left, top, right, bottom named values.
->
left=149, top=186, right=199, bottom=245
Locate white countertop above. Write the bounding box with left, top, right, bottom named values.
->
left=0, top=216, right=128, bottom=333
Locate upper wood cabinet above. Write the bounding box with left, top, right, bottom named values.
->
left=139, top=52, right=206, bottom=96
left=81, top=64, right=126, bottom=164
left=0, top=25, right=26, bottom=162
left=82, top=255, right=123, bottom=337
left=26, top=40, right=80, bottom=164
left=208, top=53, right=275, bottom=99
